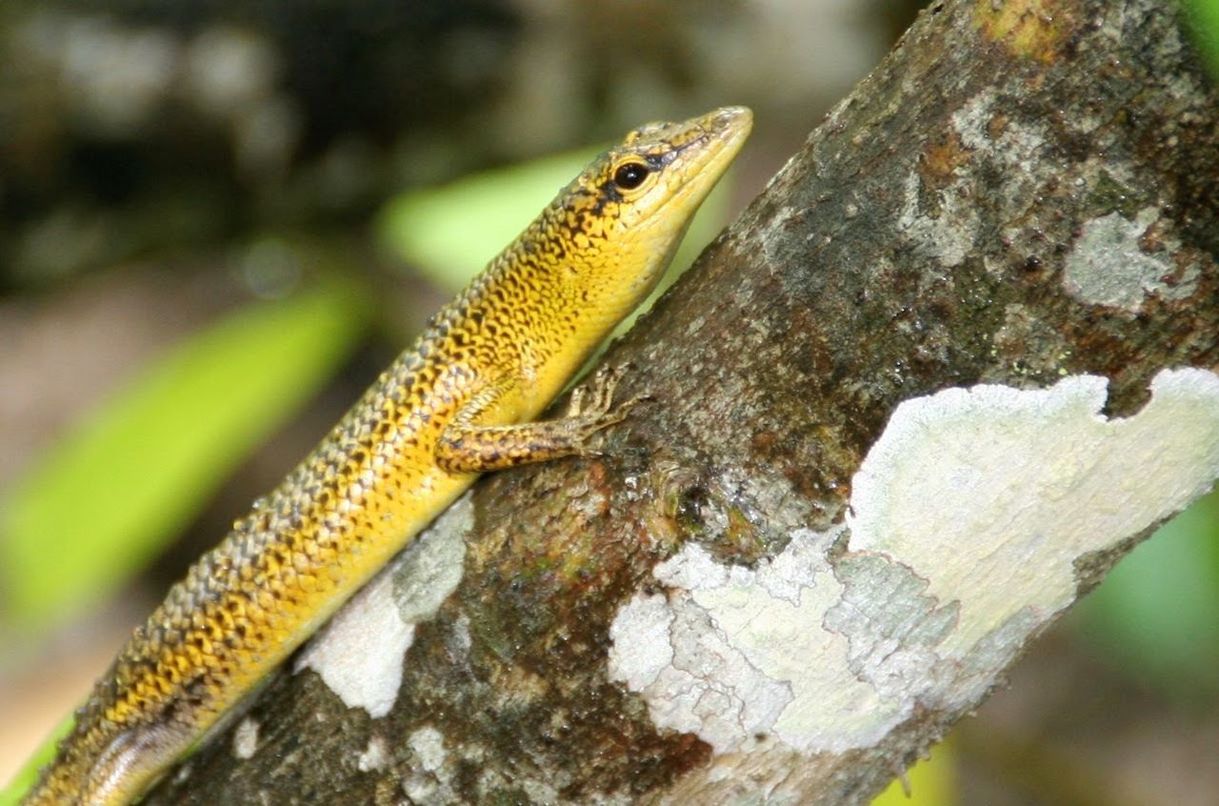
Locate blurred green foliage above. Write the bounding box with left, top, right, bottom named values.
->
left=0, top=279, right=372, bottom=637
left=1184, top=0, right=1219, bottom=77
left=871, top=741, right=955, bottom=805
left=1075, top=489, right=1219, bottom=702
left=380, top=148, right=600, bottom=290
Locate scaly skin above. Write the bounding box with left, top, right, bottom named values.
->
left=23, top=106, right=751, bottom=805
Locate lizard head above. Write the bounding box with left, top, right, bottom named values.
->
left=552, top=106, right=753, bottom=307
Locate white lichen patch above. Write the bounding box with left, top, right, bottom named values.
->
left=1063, top=208, right=1196, bottom=310
left=357, top=735, right=388, bottom=772
left=849, top=368, right=1219, bottom=658
left=293, top=567, right=414, bottom=717
left=896, top=170, right=978, bottom=268
left=409, top=726, right=448, bottom=773
left=232, top=717, right=259, bottom=759
left=608, top=527, right=907, bottom=754
left=612, top=369, right=1219, bottom=760
left=402, top=775, right=439, bottom=802
left=824, top=555, right=959, bottom=701
left=892, top=87, right=1057, bottom=270
left=402, top=726, right=456, bottom=803
left=295, top=496, right=470, bottom=717
left=474, top=769, right=561, bottom=806
left=952, top=90, right=1048, bottom=192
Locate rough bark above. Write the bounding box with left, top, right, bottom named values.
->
left=147, top=0, right=1219, bottom=803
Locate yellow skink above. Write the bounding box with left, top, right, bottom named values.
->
left=23, top=106, right=751, bottom=805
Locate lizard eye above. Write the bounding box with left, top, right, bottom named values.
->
left=613, top=162, right=650, bottom=190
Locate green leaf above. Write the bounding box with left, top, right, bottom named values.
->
left=0, top=279, right=372, bottom=635
left=1074, top=489, right=1219, bottom=701
left=871, top=740, right=957, bottom=805
left=379, top=148, right=600, bottom=291
left=1184, top=0, right=1219, bottom=79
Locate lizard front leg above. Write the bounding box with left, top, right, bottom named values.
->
left=434, top=365, right=647, bottom=474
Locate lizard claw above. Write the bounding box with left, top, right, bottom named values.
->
left=567, top=363, right=630, bottom=418
left=564, top=364, right=656, bottom=448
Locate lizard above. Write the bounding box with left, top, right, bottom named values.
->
left=21, top=105, right=752, bottom=805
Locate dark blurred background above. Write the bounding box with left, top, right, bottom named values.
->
left=2, top=2, right=1217, bottom=803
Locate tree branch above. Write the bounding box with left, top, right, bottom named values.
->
left=147, top=0, right=1219, bottom=802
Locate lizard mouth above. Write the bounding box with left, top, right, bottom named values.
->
left=652, top=106, right=752, bottom=211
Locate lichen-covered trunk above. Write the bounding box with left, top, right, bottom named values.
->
left=146, top=0, right=1219, bottom=803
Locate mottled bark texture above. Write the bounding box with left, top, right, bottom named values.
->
left=147, top=0, right=1219, bottom=803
